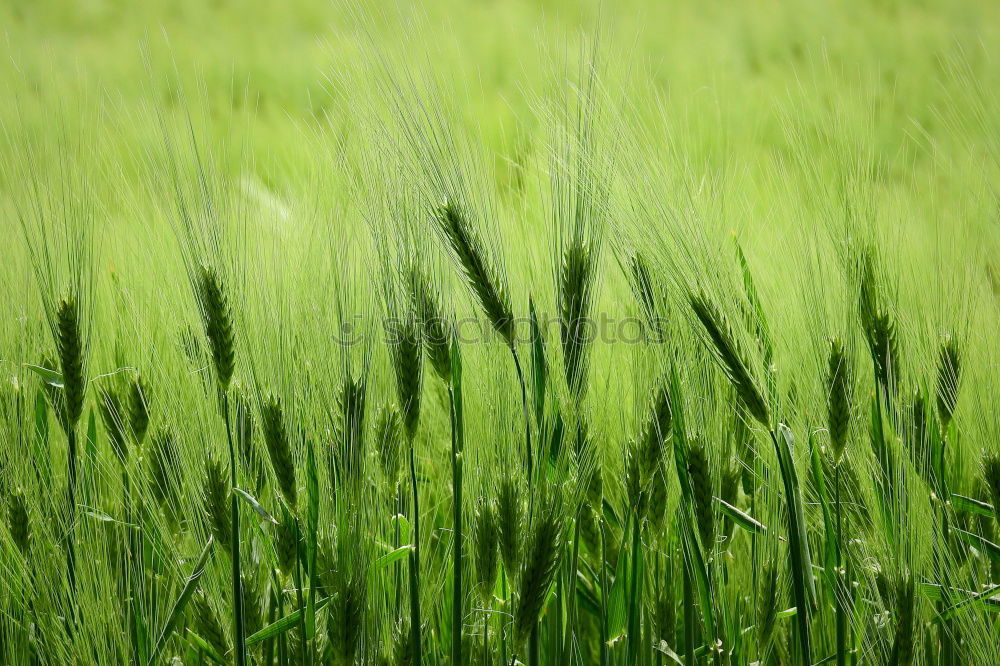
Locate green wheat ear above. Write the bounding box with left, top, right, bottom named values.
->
left=758, top=562, right=781, bottom=652
left=338, top=372, right=368, bottom=482
left=641, top=379, right=672, bottom=478
left=513, top=494, right=563, bottom=648
left=647, top=467, right=670, bottom=529
left=652, top=554, right=676, bottom=649
left=827, top=337, right=853, bottom=464
left=889, top=575, right=916, bottom=665
left=626, top=251, right=658, bottom=323
left=559, top=238, right=597, bottom=398
left=232, top=387, right=262, bottom=491
left=99, top=387, right=128, bottom=465
left=197, top=265, right=235, bottom=390
left=686, top=437, right=715, bottom=553
left=857, top=251, right=899, bottom=401
left=149, top=426, right=179, bottom=510
left=388, top=316, right=423, bottom=441
left=203, top=458, right=232, bottom=553
left=328, top=569, right=367, bottom=665
left=436, top=200, right=514, bottom=347
left=273, top=513, right=298, bottom=577
left=241, top=572, right=264, bottom=639
left=7, top=491, right=30, bottom=557
left=982, top=454, right=1000, bottom=518
left=374, top=404, right=403, bottom=485
left=261, top=395, right=297, bottom=510
left=193, top=591, right=230, bottom=657
left=473, top=496, right=499, bottom=599
left=689, top=290, right=770, bottom=427
left=497, top=475, right=523, bottom=581
left=408, top=265, right=452, bottom=383
left=57, top=296, right=85, bottom=427
left=936, top=334, right=961, bottom=426
left=128, top=375, right=150, bottom=445
left=580, top=469, right=603, bottom=554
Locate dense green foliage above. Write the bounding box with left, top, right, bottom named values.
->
left=2, top=1, right=1000, bottom=664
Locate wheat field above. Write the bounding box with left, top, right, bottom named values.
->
left=2, top=1, right=999, bottom=664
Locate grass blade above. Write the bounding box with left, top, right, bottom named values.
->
left=147, top=536, right=215, bottom=666
left=245, top=595, right=334, bottom=646
left=233, top=488, right=279, bottom=526
left=770, top=424, right=814, bottom=664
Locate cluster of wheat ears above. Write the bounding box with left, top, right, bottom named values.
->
left=2, top=48, right=1000, bottom=666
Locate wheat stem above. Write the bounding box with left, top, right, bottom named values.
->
left=510, top=346, right=533, bottom=483
left=408, top=433, right=423, bottom=666
left=222, top=391, right=248, bottom=666
left=450, top=340, right=465, bottom=666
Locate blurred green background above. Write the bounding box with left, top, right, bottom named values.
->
left=3, top=0, right=997, bottom=189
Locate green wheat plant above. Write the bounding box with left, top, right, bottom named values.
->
left=2, top=5, right=1000, bottom=665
